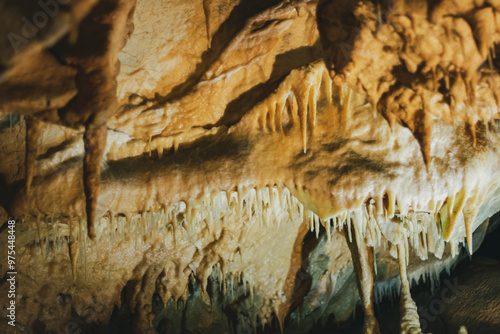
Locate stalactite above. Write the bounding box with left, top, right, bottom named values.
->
left=386, top=190, right=396, bottom=218
left=134, top=215, right=138, bottom=250
left=405, top=97, right=434, bottom=171
left=440, top=187, right=467, bottom=241
left=108, top=212, right=115, bottom=244
left=277, top=99, right=284, bottom=131
left=83, top=221, right=87, bottom=280
left=108, top=224, right=111, bottom=285
left=83, top=122, right=108, bottom=239
left=341, top=85, right=352, bottom=127
left=68, top=218, right=79, bottom=281
left=296, top=89, right=308, bottom=153
left=148, top=136, right=152, bottom=157
left=267, top=100, right=276, bottom=132
left=344, top=219, right=380, bottom=334
left=25, top=116, right=43, bottom=193
left=35, top=215, right=44, bottom=256
left=202, top=0, right=212, bottom=48
left=462, top=188, right=483, bottom=254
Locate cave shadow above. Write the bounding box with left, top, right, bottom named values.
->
left=155, top=0, right=283, bottom=104
left=213, top=41, right=324, bottom=128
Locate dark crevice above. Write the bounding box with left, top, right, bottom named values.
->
left=289, top=228, right=323, bottom=314
left=37, top=137, right=81, bottom=161
left=475, top=211, right=500, bottom=261
left=214, top=41, right=324, bottom=128
left=250, top=18, right=286, bottom=34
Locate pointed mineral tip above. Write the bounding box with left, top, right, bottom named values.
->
left=463, top=188, right=483, bottom=255
left=341, top=85, right=352, bottom=127
left=467, top=120, right=477, bottom=148
left=83, top=123, right=108, bottom=239
left=411, top=108, right=432, bottom=172
left=69, top=240, right=79, bottom=281
left=440, top=187, right=467, bottom=241
left=25, top=116, right=43, bottom=193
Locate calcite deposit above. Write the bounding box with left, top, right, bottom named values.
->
left=0, top=0, right=499, bottom=333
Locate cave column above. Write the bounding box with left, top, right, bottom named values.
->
left=344, top=222, right=381, bottom=334
left=397, top=240, right=425, bottom=334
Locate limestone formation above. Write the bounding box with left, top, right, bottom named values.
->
left=0, top=0, right=499, bottom=333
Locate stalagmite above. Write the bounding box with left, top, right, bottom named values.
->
left=83, top=122, right=108, bottom=239
left=344, top=220, right=380, bottom=334
left=25, top=116, right=43, bottom=193
left=396, top=237, right=425, bottom=334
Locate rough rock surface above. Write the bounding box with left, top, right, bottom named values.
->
left=318, top=0, right=500, bottom=166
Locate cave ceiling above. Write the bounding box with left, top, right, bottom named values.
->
left=0, top=0, right=500, bottom=333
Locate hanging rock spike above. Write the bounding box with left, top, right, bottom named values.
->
left=386, top=190, right=396, bottom=218
left=322, top=67, right=333, bottom=106
left=267, top=100, right=276, bottom=132
left=344, top=219, right=380, bottom=334
left=289, top=93, right=299, bottom=125
left=83, top=122, right=108, bottom=239
left=276, top=99, right=284, bottom=131
left=341, top=85, right=352, bottom=126
left=25, top=116, right=43, bottom=193
left=69, top=240, right=79, bottom=281
left=462, top=188, right=485, bottom=254
left=308, top=78, right=319, bottom=132
left=68, top=218, right=79, bottom=281
left=440, top=187, right=467, bottom=241
left=411, top=102, right=432, bottom=172
left=295, top=88, right=309, bottom=153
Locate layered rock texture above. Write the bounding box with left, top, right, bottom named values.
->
left=0, top=0, right=499, bottom=333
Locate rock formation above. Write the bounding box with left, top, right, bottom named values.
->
left=0, top=0, right=499, bottom=333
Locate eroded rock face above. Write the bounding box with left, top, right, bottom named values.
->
left=0, top=0, right=499, bottom=333
left=317, top=0, right=500, bottom=166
